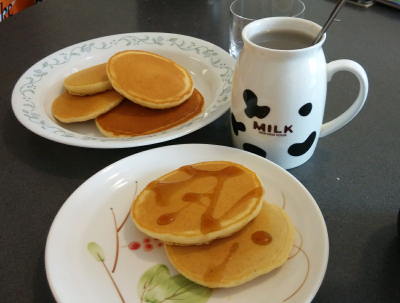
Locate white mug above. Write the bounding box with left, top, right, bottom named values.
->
left=230, top=17, right=368, bottom=169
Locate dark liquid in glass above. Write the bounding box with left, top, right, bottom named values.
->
left=250, top=30, right=314, bottom=50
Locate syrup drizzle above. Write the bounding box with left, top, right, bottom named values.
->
left=152, top=165, right=263, bottom=234
left=157, top=212, right=178, bottom=225
left=219, top=187, right=264, bottom=221
left=251, top=231, right=273, bottom=245
left=203, top=242, right=240, bottom=283
left=157, top=204, right=191, bottom=225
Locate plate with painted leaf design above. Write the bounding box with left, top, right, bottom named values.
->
left=45, top=144, right=329, bottom=303
left=12, top=33, right=234, bottom=148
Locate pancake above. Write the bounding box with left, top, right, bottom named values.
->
left=95, top=88, right=204, bottom=137
left=165, top=201, right=295, bottom=288
left=106, top=50, right=194, bottom=109
left=64, top=63, right=113, bottom=95
left=52, top=89, right=124, bottom=123
left=131, top=161, right=264, bottom=245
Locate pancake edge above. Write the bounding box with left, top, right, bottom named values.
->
left=94, top=94, right=204, bottom=138
left=133, top=199, right=262, bottom=246
left=52, top=92, right=124, bottom=123
left=65, top=81, right=113, bottom=96
left=64, top=63, right=113, bottom=96
left=95, top=106, right=203, bottom=137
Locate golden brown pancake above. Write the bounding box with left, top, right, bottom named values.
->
left=52, top=90, right=124, bottom=123
left=95, top=88, right=204, bottom=137
left=64, top=63, right=113, bottom=95
left=106, top=50, right=194, bottom=109
left=165, top=201, right=295, bottom=288
left=131, top=161, right=264, bottom=245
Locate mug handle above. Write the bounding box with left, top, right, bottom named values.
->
left=320, top=60, right=368, bottom=137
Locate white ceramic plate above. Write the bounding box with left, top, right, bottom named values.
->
left=12, top=33, right=235, bottom=148
left=45, top=144, right=328, bottom=303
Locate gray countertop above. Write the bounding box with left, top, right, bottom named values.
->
left=0, top=0, right=399, bottom=302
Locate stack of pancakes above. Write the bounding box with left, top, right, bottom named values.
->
left=52, top=51, right=204, bottom=137
left=131, top=161, right=295, bottom=288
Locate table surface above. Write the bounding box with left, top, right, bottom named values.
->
left=1, top=0, right=399, bottom=302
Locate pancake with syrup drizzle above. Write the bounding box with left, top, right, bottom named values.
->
left=131, top=161, right=264, bottom=245
left=64, top=63, right=113, bottom=95
left=95, top=88, right=204, bottom=137
left=165, top=201, right=295, bottom=288
left=52, top=89, right=124, bottom=123
left=106, top=50, right=194, bottom=109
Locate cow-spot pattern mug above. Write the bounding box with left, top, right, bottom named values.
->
left=230, top=17, right=368, bottom=169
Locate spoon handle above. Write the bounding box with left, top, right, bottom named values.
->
left=313, top=0, right=347, bottom=45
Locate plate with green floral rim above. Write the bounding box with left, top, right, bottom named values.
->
left=45, top=144, right=328, bottom=303
left=12, top=33, right=234, bottom=148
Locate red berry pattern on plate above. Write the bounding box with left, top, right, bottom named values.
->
left=124, top=238, right=163, bottom=252
left=143, top=243, right=153, bottom=251
left=127, top=242, right=141, bottom=250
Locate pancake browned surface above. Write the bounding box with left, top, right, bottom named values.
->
left=64, top=63, right=112, bottom=95
left=165, top=201, right=295, bottom=288
left=95, top=88, right=204, bottom=137
left=131, top=161, right=264, bottom=245
left=106, top=50, right=194, bottom=109
left=52, top=90, right=124, bottom=123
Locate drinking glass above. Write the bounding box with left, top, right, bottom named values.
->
left=229, top=0, right=305, bottom=59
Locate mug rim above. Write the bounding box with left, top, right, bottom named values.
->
left=242, top=17, right=325, bottom=53
left=230, top=0, right=306, bottom=21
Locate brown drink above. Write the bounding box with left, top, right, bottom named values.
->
left=250, top=30, right=314, bottom=50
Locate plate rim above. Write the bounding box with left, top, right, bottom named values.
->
left=45, top=143, right=329, bottom=303
left=12, top=33, right=235, bottom=149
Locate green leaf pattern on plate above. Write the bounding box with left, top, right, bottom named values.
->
left=87, top=242, right=105, bottom=261
left=18, top=34, right=233, bottom=142
left=164, top=274, right=212, bottom=303
left=138, top=265, right=171, bottom=303
left=138, top=264, right=212, bottom=303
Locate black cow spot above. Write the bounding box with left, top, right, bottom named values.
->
left=243, top=89, right=270, bottom=119
left=243, top=143, right=267, bottom=158
left=299, top=103, right=312, bottom=116
left=288, top=131, right=316, bottom=156
left=231, top=113, right=246, bottom=136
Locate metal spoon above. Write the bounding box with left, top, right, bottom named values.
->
left=313, top=0, right=347, bottom=45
